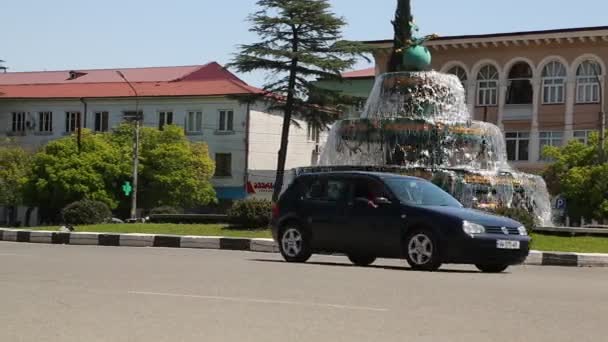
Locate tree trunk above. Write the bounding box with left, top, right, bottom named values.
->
left=272, top=33, right=299, bottom=203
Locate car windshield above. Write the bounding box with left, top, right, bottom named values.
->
left=385, top=178, right=463, bottom=208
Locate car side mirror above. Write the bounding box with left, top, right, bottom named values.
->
left=374, top=197, right=392, bottom=205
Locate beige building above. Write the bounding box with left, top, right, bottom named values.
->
left=362, top=26, right=608, bottom=171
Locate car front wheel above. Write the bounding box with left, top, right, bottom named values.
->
left=405, top=229, right=442, bottom=271
left=279, top=225, right=312, bottom=263
left=476, top=264, right=509, bottom=273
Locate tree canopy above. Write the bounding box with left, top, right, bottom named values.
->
left=543, top=133, right=608, bottom=223
left=229, top=0, right=369, bottom=201
left=25, top=125, right=216, bottom=222
left=0, top=144, right=30, bottom=208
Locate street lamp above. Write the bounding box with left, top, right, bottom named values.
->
left=116, top=71, right=140, bottom=220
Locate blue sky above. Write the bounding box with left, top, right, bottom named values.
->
left=2, top=0, right=607, bottom=87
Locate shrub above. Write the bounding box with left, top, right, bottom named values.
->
left=149, top=206, right=180, bottom=215
left=61, top=199, right=112, bottom=225
left=490, top=207, right=538, bottom=232
left=227, top=199, right=272, bottom=228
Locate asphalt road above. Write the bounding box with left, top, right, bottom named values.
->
left=1, top=241, right=607, bottom=342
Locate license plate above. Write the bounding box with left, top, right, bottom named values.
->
left=497, top=240, right=520, bottom=249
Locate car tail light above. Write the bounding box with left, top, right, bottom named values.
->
left=272, top=202, right=280, bottom=219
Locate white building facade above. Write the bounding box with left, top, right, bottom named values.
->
left=0, top=63, right=321, bottom=224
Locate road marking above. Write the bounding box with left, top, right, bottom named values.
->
left=129, top=291, right=388, bottom=312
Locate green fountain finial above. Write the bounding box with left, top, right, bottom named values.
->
left=389, top=0, right=437, bottom=72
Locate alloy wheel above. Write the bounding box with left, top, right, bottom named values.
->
left=408, top=233, right=433, bottom=265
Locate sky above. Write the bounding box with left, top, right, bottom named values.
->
left=2, top=0, right=608, bottom=87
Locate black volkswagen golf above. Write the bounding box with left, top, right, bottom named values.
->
left=271, top=171, right=531, bottom=273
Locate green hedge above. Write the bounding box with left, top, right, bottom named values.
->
left=149, top=206, right=181, bottom=215
left=227, top=199, right=272, bottom=229
left=61, top=199, right=111, bottom=225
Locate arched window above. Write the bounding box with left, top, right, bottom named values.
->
left=542, top=61, right=567, bottom=104
left=576, top=61, right=601, bottom=104
left=506, top=62, right=533, bottom=105
left=447, top=66, right=467, bottom=84
left=447, top=65, right=468, bottom=96
left=477, top=65, right=498, bottom=106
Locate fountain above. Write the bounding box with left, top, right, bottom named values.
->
left=298, top=0, right=553, bottom=226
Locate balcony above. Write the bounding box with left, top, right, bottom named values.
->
left=503, top=104, right=533, bottom=121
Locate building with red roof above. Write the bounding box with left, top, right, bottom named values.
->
left=0, top=62, right=323, bottom=224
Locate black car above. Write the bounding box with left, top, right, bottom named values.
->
left=271, top=171, right=531, bottom=273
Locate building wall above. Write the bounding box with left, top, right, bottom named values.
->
left=370, top=38, right=608, bottom=170
left=246, top=108, right=325, bottom=200
left=0, top=96, right=249, bottom=192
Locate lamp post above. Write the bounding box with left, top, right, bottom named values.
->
left=116, top=71, right=140, bottom=220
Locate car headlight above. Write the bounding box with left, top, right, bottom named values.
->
left=517, top=225, right=528, bottom=236
left=463, top=221, right=485, bottom=235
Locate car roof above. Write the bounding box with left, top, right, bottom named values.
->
left=297, top=171, right=424, bottom=182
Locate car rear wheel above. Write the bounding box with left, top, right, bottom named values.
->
left=347, top=254, right=376, bottom=267
left=405, top=229, right=442, bottom=271
left=279, top=225, right=312, bottom=263
left=476, top=264, right=509, bottom=273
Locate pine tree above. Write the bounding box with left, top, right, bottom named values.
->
left=229, top=0, right=369, bottom=202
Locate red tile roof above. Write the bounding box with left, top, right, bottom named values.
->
left=342, top=67, right=375, bottom=79
left=0, top=62, right=263, bottom=99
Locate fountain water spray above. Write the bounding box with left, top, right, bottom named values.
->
left=303, top=0, right=552, bottom=226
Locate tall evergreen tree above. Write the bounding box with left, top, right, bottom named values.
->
left=229, top=0, right=368, bottom=202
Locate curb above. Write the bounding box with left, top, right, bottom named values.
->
left=1, top=228, right=606, bottom=267
left=0, top=228, right=279, bottom=254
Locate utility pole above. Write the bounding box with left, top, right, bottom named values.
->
left=116, top=71, right=140, bottom=220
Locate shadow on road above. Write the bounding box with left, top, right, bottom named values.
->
left=249, top=258, right=482, bottom=274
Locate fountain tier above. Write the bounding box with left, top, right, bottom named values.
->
left=316, top=71, right=552, bottom=226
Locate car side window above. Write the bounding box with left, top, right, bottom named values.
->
left=304, top=178, right=325, bottom=200
left=352, top=178, right=390, bottom=200
left=303, top=178, right=349, bottom=202
left=327, top=180, right=349, bottom=202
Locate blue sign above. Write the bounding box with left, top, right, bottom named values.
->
left=554, top=196, right=566, bottom=210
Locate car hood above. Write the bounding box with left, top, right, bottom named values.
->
left=420, top=205, right=522, bottom=228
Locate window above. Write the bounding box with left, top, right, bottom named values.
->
left=307, top=123, right=320, bottom=142
left=506, top=62, right=533, bottom=105
left=303, top=178, right=349, bottom=202
left=447, top=65, right=468, bottom=88
left=476, top=65, right=498, bottom=106
left=539, top=132, right=563, bottom=161
left=11, top=112, right=26, bottom=132
left=214, top=153, right=232, bottom=177
left=38, top=112, right=53, bottom=132
left=158, top=111, right=173, bottom=130
left=573, top=130, right=595, bottom=145
left=94, top=111, right=109, bottom=132
left=65, top=112, right=81, bottom=132
left=186, top=111, right=203, bottom=133
left=505, top=132, right=529, bottom=161
left=576, top=61, right=602, bottom=104
left=542, top=61, right=567, bottom=104
left=218, top=110, right=234, bottom=132
left=304, top=179, right=325, bottom=200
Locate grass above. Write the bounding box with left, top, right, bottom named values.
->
left=19, top=225, right=608, bottom=254
left=531, top=233, right=608, bottom=254
left=29, top=223, right=272, bottom=239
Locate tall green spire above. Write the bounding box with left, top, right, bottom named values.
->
left=388, top=0, right=436, bottom=72
left=392, top=0, right=413, bottom=54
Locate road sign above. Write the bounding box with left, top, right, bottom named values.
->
left=554, top=196, right=566, bottom=210
left=122, top=181, right=133, bottom=196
